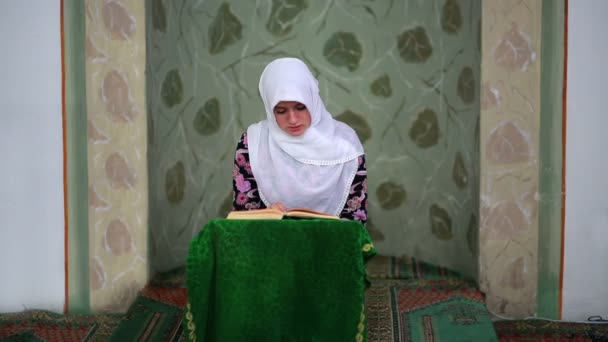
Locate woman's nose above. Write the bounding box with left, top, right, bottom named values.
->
left=287, top=110, right=298, bottom=123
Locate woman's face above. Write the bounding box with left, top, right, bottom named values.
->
left=273, top=101, right=311, bottom=136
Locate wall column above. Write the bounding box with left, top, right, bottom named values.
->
left=84, top=0, right=148, bottom=312
left=479, top=0, right=543, bottom=317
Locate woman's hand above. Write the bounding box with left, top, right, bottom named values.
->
left=269, top=201, right=287, bottom=212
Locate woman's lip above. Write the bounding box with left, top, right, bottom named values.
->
left=288, top=126, right=301, bottom=131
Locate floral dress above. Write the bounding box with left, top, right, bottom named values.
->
left=232, top=132, right=368, bottom=225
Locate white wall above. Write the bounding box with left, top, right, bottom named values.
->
left=563, top=0, right=608, bottom=322
left=0, top=1, right=65, bottom=312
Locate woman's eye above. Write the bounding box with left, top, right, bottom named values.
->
left=296, top=105, right=306, bottom=111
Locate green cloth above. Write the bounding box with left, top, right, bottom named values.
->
left=185, top=218, right=376, bottom=342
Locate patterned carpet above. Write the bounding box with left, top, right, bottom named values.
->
left=365, top=256, right=498, bottom=341
left=108, top=255, right=498, bottom=341
left=494, top=319, right=608, bottom=341
left=0, top=310, right=121, bottom=341
left=107, top=268, right=188, bottom=341
left=2, top=257, right=607, bottom=341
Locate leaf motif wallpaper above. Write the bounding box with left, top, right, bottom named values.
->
left=146, top=0, right=481, bottom=277
left=479, top=0, right=542, bottom=317
left=85, top=0, right=148, bottom=312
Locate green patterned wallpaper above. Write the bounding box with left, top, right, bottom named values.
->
left=146, top=0, right=481, bottom=277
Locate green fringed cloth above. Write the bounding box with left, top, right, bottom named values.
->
left=185, top=218, right=376, bottom=341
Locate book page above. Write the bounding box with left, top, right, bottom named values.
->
left=226, top=208, right=284, bottom=220
left=226, top=207, right=339, bottom=220
left=285, top=208, right=339, bottom=220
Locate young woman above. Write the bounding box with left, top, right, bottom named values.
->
left=232, top=57, right=368, bottom=224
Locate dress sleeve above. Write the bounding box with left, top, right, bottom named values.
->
left=232, top=132, right=266, bottom=211
left=339, top=155, right=368, bottom=226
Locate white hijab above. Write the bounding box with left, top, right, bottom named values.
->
left=247, top=57, right=364, bottom=215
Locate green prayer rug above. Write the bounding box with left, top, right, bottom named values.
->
left=108, top=285, right=188, bottom=341
left=365, top=256, right=499, bottom=342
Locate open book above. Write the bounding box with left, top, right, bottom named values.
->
left=226, top=207, right=340, bottom=220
